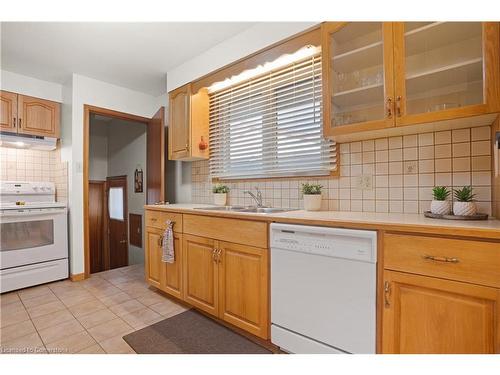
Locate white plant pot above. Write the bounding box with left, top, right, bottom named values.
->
left=213, top=193, right=227, bottom=206
left=453, top=201, right=477, bottom=216
left=303, top=194, right=322, bottom=211
left=430, top=200, right=452, bottom=215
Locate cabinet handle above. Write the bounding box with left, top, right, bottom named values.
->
left=13, top=117, right=16, bottom=128
left=384, top=281, right=391, bottom=308
left=212, top=248, right=218, bottom=262
left=422, top=255, right=459, bottom=264
left=157, top=234, right=163, bottom=247
left=185, top=143, right=189, bottom=151
left=151, top=218, right=157, bottom=221
left=19, top=118, right=22, bottom=128
left=396, top=96, right=402, bottom=117
left=216, top=248, right=222, bottom=263
left=386, top=98, right=393, bottom=118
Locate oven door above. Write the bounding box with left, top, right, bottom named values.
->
left=0, top=208, right=68, bottom=270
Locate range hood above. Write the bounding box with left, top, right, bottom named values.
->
left=0, top=132, right=57, bottom=151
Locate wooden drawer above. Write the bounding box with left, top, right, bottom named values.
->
left=183, top=214, right=268, bottom=249
left=145, top=209, right=183, bottom=232
left=384, top=233, right=500, bottom=288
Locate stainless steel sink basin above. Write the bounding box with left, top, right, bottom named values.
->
left=193, top=206, right=296, bottom=214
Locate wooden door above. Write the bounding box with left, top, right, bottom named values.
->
left=106, top=176, right=128, bottom=269
left=163, top=232, right=184, bottom=299
left=393, top=22, right=500, bottom=127
left=147, top=107, right=165, bottom=204
left=321, top=22, right=396, bottom=139
left=218, top=241, right=269, bottom=339
left=0, top=91, right=17, bottom=132
left=382, top=270, right=500, bottom=354
left=145, top=227, right=163, bottom=288
left=17, top=94, right=60, bottom=137
left=182, top=234, right=218, bottom=316
left=168, top=84, right=191, bottom=160
left=89, top=181, right=106, bottom=273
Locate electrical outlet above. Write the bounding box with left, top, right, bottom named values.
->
left=354, top=175, right=373, bottom=190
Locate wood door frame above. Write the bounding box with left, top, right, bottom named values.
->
left=83, top=104, right=164, bottom=278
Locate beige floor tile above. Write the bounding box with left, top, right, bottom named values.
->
left=20, top=292, right=59, bottom=309
left=31, top=309, right=75, bottom=331
left=0, top=303, right=30, bottom=328
left=0, top=320, right=36, bottom=343
left=76, top=343, right=105, bottom=354
left=37, top=318, right=84, bottom=344
left=97, top=291, right=133, bottom=307
left=27, top=300, right=66, bottom=318
left=45, top=331, right=97, bottom=354
left=69, top=299, right=106, bottom=317
left=135, top=291, right=168, bottom=306
left=88, top=285, right=122, bottom=298
left=0, top=292, right=20, bottom=307
left=149, top=299, right=186, bottom=317
left=59, top=290, right=95, bottom=307
left=0, top=332, right=46, bottom=354
left=87, top=318, right=133, bottom=343
left=99, top=335, right=135, bottom=354
left=120, top=307, right=162, bottom=329
left=76, top=308, right=118, bottom=329
left=109, top=299, right=145, bottom=317
left=17, top=285, right=53, bottom=300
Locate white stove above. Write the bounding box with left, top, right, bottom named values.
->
left=0, top=181, right=69, bottom=293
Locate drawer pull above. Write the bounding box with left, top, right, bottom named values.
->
left=384, top=281, right=391, bottom=308
left=151, top=218, right=158, bottom=221
left=423, top=255, right=459, bottom=263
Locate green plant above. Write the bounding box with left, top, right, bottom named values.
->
left=432, top=186, right=450, bottom=201
left=453, top=186, right=476, bottom=202
left=212, top=184, right=229, bottom=194
left=301, top=183, right=323, bottom=195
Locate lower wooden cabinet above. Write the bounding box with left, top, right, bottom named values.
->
left=164, top=232, right=184, bottom=300
left=382, top=270, right=500, bottom=354
left=145, top=227, right=162, bottom=288
left=183, top=234, right=219, bottom=316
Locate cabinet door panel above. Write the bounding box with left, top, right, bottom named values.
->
left=183, top=234, right=218, bottom=315
left=163, top=233, right=183, bottom=299
left=145, top=228, right=162, bottom=288
left=394, top=22, right=499, bottom=126
left=0, top=91, right=17, bottom=132
left=322, top=22, right=395, bottom=138
left=382, top=270, right=499, bottom=354
left=18, top=94, right=60, bottom=137
left=169, top=85, right=190, bottom=160
left=219, top=241, right=269, bottom=339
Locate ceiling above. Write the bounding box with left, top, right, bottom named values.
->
left=1, top=22, right=255, bottom=96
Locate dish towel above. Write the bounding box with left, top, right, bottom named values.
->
left=161, top=220, right=175, bottom=263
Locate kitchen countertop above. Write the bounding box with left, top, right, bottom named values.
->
left=145, top=203, right=500, bottom=240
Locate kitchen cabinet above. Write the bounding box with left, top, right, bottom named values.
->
left=168, top=83, right=209, bottom=161
left=382, top=270, right=499, bottom=354
left=145, top=227, right=163, bottom=288
left=0, top=91, right=60, bottom=138
left=0, top=91, right=17, bottom=132
left=322, top=22, right=500, bottom=140
left=382, top=233, right=500, bottom=354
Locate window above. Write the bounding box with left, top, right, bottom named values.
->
left=108, top=187, right=124, bottom=220
left=209, top=52, right=336, bottom=179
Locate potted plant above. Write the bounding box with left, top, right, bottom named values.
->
left=301, top=183, right=323, bottom=211
left=453, top=186, right=477, bottom=216
left=212, top=184, right=229, bottom=206
left=430, top=186, right=451, bottom=215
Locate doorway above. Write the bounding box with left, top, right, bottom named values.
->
left=84, top=106, right=165, bottom=276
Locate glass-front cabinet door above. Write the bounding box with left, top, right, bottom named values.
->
left=322, top=22, right=396, bottom=138
left=393, top=22, right=500, bottom=126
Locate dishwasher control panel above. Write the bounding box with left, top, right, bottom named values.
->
left=270, top=223, right=377, bottom=263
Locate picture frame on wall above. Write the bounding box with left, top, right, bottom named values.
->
left=134, top=167, right=143, bottom=193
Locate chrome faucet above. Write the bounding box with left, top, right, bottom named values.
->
left=244, top=187, right=264, bottom=207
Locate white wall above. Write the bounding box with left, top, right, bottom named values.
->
left=107, top=119, right=147, bottom=265
left=68, top=74, right=159, bottom=275
left=166, top=22, right=317, bottom=92
left=0, top=70, right=63, bottom=102
left=89, top=121, right=109, bottom=180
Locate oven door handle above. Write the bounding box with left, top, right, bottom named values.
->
left=0, top=208, right=67, bottom=217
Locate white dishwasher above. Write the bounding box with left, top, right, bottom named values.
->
left=270, top=223, right=377, bottom=354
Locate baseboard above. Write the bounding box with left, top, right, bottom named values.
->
left=70, top=273, right=85, bottom=282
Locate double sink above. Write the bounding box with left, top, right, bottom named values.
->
left=194, top=206, right=297, bottom=214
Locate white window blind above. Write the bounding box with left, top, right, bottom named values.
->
left=208, top=52, right=337, bottom=180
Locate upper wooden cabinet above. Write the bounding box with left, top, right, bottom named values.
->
left=0, top=91, right=60, bottom=138
left=168, top=83, right=209, bottom=161
left=322, top=22, right=500, bottom=140
left=0, top=91, right=17, bottom=132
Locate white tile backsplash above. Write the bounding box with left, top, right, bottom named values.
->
left=191, top=126, right=493, bottom=215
